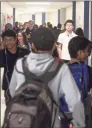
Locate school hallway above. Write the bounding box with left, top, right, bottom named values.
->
left=0, top=1, right=92, bottom=128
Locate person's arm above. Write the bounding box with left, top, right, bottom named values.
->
left=59, top=64, right=85, bottom=127
left=69, top=124, right=76, bottom=128
left=9, top=67, right=17, bottom=97
left=57, top=43, right=62, bottom=59
left=0, top=49, right=5, bottom=67
left=18, top=47, right=30, bottom=58
left=57, top=34, right=63, bottom=59
left=0, top=40, right=4, bottom=50
left=9, top=59, right=25, bottom=97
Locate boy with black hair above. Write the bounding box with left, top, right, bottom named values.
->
left=68, top=36, right=92, bottom=127
left=9, top=27, right=85, bottom=128
left=0, top=29, right=30, bottom=106
left=57, top=19, right=77, bottom=62
left=64, top=20, right=74, bottom=27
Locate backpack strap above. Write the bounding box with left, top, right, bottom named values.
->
left=21, top=57, right=72, bottom=125
left=22, top=57, right=67, bottom=127
left=22, top=56, right=63, bottom=84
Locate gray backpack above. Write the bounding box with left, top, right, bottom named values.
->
left=2, top=57, right=63, bottom=128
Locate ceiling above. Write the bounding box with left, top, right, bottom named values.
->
left=8, top=2, right=72, bottom=8
left=1, top=0, right=84, bottom=2
left=1, top=1, right=85, bottom=14
left=6, top=2, right=72, bottom=13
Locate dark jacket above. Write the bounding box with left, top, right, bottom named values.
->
left=0, top=47, right=30, bottom=90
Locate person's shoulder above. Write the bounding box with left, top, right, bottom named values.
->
left=54, top=58, right=68, bottom=70
left=18, top=47, right=30, bottom=54
left=56, top=60, right=70, bottom=73
left=59, top=32, right=66, bottom=37
left=15, top=57, right=24, bottom=73
left=0, top=49, right=4, bottom=52
left=57, top=32, right=66, bottom=43
left=16, top=57, right=22, bottom=65
left=57, top=62, right=73, bottom=78
left=18, top=46, right=29, bottom=51
left=16, top=55, right=30, bottom=74
left=68, top=62, right=80, bottom=74
left=0, top=49, right=5, bottom=54
left=61, top=63, right=69, bottom=70
left=72, top=32, right=77, bottom=37
left=68, top=62, right=79, bottom=66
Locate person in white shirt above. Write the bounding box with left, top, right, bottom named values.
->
left=57, top=20, right=77, bottom=61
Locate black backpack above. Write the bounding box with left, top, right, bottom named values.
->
left=2, top=57, right=63, bottom=128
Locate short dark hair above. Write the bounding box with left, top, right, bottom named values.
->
left=75, top=28, right=84, bottom=37
left=2, top=30, right=16, bottom=40
left=57, top=23, right=62, bottom=29
left=48, top=24, right=52, bottom=29
left=68, top=36, right=92, bottom=58
left=31, top=27, right=56, bottom=51
left=5, top=23, right=13, bottom=31
left=64, top=20, right=74, bottom=26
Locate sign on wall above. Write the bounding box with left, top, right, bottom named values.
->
left=1, top=13, right=13, bottom=32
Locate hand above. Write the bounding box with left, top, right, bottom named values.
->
left=69, top=124, right=76, bottom=128
left=0, top=41, right=4, bottom=50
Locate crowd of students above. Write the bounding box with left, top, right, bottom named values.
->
left=0, top=19, right=92, bottom=128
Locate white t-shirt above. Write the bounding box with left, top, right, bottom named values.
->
left=57, top=31, right=77, bottom=60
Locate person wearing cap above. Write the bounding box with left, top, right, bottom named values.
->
left=9, top=27, right=85, bottom=128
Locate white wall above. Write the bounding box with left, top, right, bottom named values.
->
left=66, top=5, right=72, bottom=20
left=35, top=13, right=42, bottom=26
left=1, top=2, right=13, bottom=31
left=45, top=12, right=49, bottom=23
left=15, top=2, right=85, bottom=29
left=76, top=2, right=84, bottom=29
left=60, top=8, right=66, bottom=29
left=16, top=9, right=58, bottom=26
left=65, top=2, right=84, bottom=29
left=16, top=13, right=32, bottom=23
left=46, top=10, right=58, bottom=26
left=1, top=2, right=13, bottom=24
left=16, top=12, right=42, bottom=26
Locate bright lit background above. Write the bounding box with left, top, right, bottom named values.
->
left=1, top=2, right=85, bottom=28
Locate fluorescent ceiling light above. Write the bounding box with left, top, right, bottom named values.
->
left=18, top=7, right=46, bottom=13
left=26, top=2, right=51, bottom=5
left=28, top=7, right=46, bottom=12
